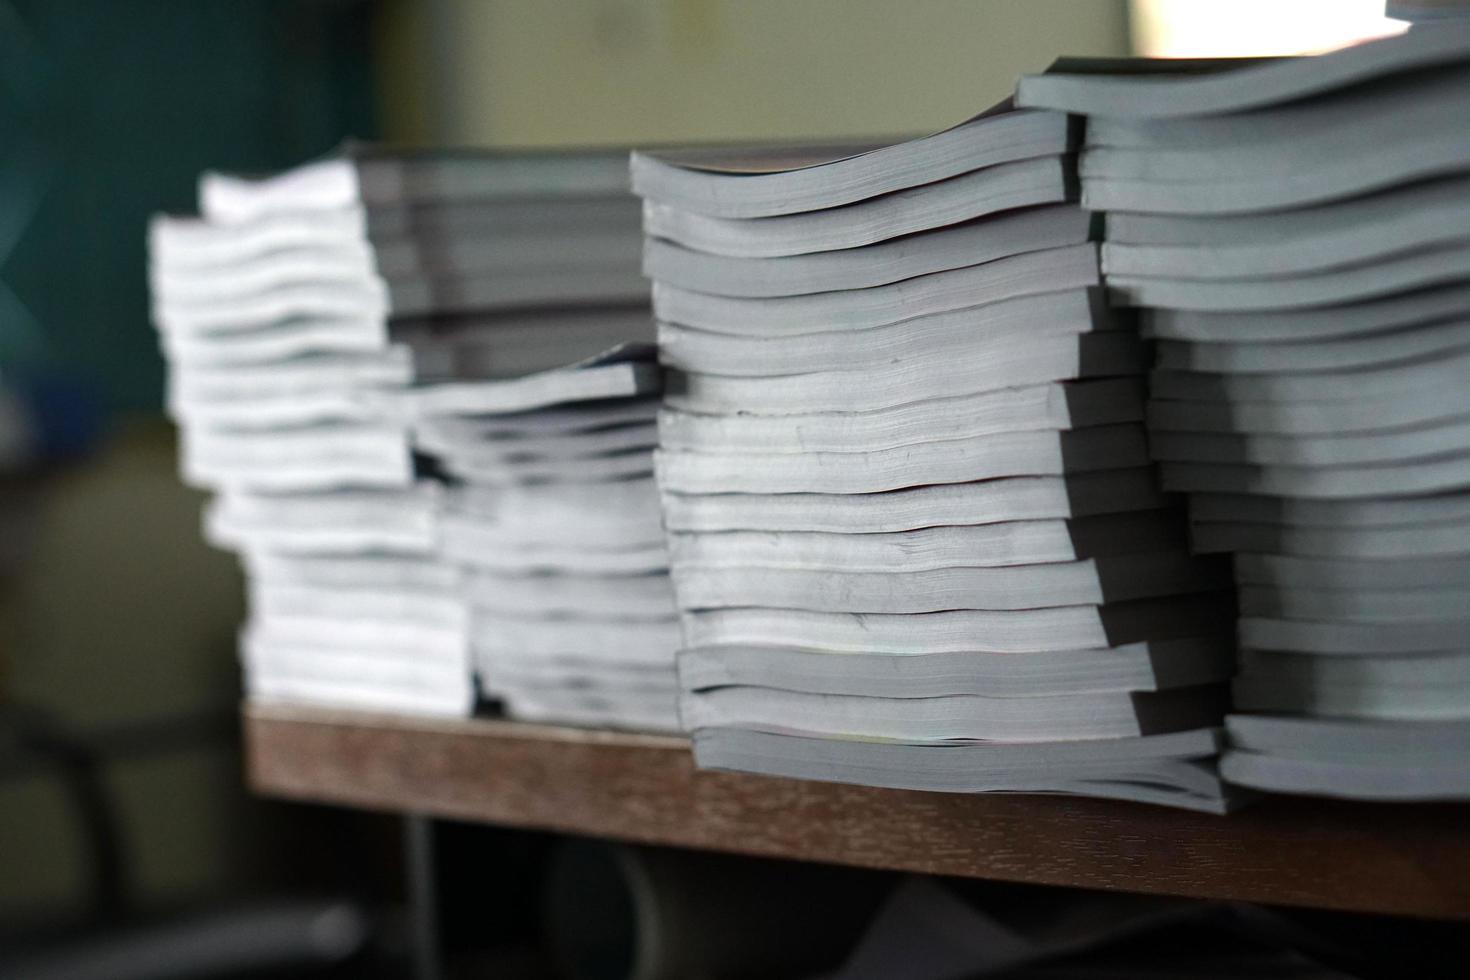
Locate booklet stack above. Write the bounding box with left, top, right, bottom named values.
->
left=633, top=102, right=1240, bottom=811
left=396, top=345, right=683, bottom=732
left=1019, top=26, right=1470, bottom=799
left=203, top=485, right=471, bottom=716
left=151, top=147, right=644, bottom=717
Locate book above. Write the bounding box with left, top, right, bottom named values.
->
left=1109, top=240, right=1470, bottom=311
left=1222, top=716, right=1470, bottom=800
left=416, top=419, right=657, bottom=463
left=1151, top=349, right=1470, bottom=402
left=386, top=344, right=661, bottom=420
left=671, top=553, right=1227, bottom=614
left=1152, top=316, right=1470, bottom=375
left=153, top=147, right=651, bottom=721
left=181, top=422, right=411, bottom=492
left=1103, top=173, right=1470, bottom=281
left=1142, top=281, right=1470, bottom=344
left=1148, top=384, right=1466, bottom=437
left=636, top=99, right=1233, bottom=809
left=1244, top=597, right=1470, bottom=641
left=204, top=486, right=438, bottom=555
left=166, top=349, right=412, bottom=431
left=630, top=102, right=1072, bottom=217
left=402, top=308, right=656, bottom=381
left=200, top=147, right=633, bottom=215
left=652, top=242, right=1101, bottom=336
left=1239, top=648, right=1470, bottom=685
left=679, top=637, right=1235, bottom=699
left=1014, top=27, right=1470, bottom=119
left=152, top=196, right=640, bottom=271
left=659, top=469, right=1169, bottom=535
left=656, top=287, right=1113, bottom=376
left=1075, top=68, right=1470, bottom=215
left=655, top=423, right=1151, bottom=495
left=668, top=510, right=1185, bottom=568
left=1233, top=674, right=1470, bottom=722
left=1235, top=552, right=1470, bottom=591
left=644, top=204, right=1092, bottom=298
left=464, top=569, right=677, bottom=620
left=1189, top=518, right=1470, bottom=560
left=249, top=582, right=467, bottom=630
left=1159, top=454, right=1470, bottom=499
left=1150, top=416, right=1470, bottom=468
left=493, top=685, right=679, bottom=732
left=1019, top=27, right=1470, bottom=801
left=692, top=727, right=1236, bottom=813
left=403, top=345, right=678, bottom=732
left=664, top=332, right=1145, bottom=415
left=444, top=477, right=664, bottom=544
left=1188, top=490, right=1470, bottom=527
left=643, top=155, right=1072, bottom=258
left=1239, top=616, right=1470, bottom=656
left=681, top=683, right=1228, bottom=742
left=472, top=615, right=680, bottom=670
left=681, top=594, right=1233, bottom=657
left=243, top=552, right=460, bottom=592
left=239, top=554, right=472, bottom=718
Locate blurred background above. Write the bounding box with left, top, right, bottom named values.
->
left=0, top=1, right=1414, bottom=976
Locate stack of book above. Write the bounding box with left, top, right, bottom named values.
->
left=397, top=345, right=682, bottom=732
left=203, top=485, right=469, bottom=716
left=151, top=147, right=645, bottom=717
left=1019, top=25, right=1470, bottom=799
left=633, top=102, right=1240, bottom=811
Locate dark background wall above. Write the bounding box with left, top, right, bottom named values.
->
left=2, top=0, right=378, bottom=413
left=0, top=0, right=380, bottom=925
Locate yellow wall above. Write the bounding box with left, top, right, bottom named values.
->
left=380, top=0, right=1130, bottom=147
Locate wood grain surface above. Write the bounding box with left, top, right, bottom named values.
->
left=244, top=702, right=1470, bottom=920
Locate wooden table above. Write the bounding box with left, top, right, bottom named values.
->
left=245, top=702, right=1470, bottom=920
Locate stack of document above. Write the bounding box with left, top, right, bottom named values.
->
left=401, top=346, right=680, bottom=731
left=204, top=485, right=469, bottom=716
left=1019, top=25, right=1470, bottom=799
left=633, top=102, right=1239, bottom=811
left=151, top=147, right=643, bottom=717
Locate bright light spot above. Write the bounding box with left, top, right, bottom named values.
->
left=1131, top=0, right=1408, bottom=57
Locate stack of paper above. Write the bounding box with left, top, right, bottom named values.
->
left=400, top=346, right=680, bottom=731
left=1019, top=25, right=1470, bottom=799
left=151, top=147, right=644, bottom=717
left=633, top=102, right=1239, bottom=811
left=205, top=485, right=469, bottom=715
